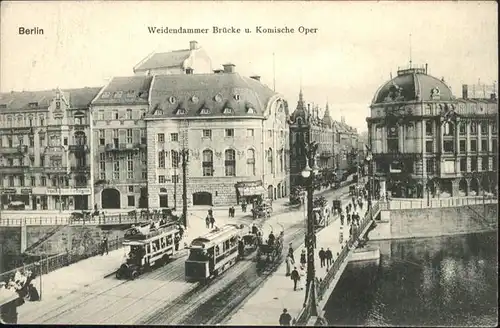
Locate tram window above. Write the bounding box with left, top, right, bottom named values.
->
left=167, top=235, right=173, bottom=245
left=147, top=245, right=151, bottom=254
left=215, top=245, right=220, bottom=256
left=153, top=240, right=160, bottom=252
left=188, top=249, right=207, bottom=261
left=224, top=240, right=230, bottom=251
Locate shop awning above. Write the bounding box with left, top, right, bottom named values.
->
left=236, top=181, right=267, bottom=197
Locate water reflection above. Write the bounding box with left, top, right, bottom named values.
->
left=325, top=232, right=498, bottom=327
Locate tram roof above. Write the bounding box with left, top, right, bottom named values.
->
left=124, top=222, right=179, bottom=242
left=190, top=224, right=241, bottom=248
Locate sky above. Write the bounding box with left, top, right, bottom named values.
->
left=1, top=1, right=498, bottom=132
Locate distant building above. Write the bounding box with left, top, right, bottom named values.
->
left=90, top=76, right=152, bottom=210
left=0, top=87, right=100, bottom=211
left=145, top=64, right=290, bottom=207
left=332, top=117, right=359, bottom=173
left=133, top=40, right=212, bottom=76
left=367, top=65, right=498, bottom=199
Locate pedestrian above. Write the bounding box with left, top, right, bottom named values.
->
left=353, top=202, right=357, bottom=211
left=290, top=267, right=300, bottom=291
left=339, top=225, right=344, bottom=245
left=300, top=249, right=307, bottom=267
left=359, top=201, right=363, bottom=210
left=288, top=243, right=295, bottom=263
left=319, top=247, right=326, bottom=268
left=205, top=212, right=211, bottom=229
left=228, top=207, right=232, bottom=217
left=297, top=265, right=305, bottom=290
left=285, top=254, right=293, bottom=276
left=325, top=248, right=333, bottom=267
left=210, top=215, right=215, bottom=229
left=101, top=236, right=108, bottom=255
left=347, top=213, right=351, bottom=225
left=279, top=308, right=292, bottom=326
left=340, top=213, right=345, bottom=226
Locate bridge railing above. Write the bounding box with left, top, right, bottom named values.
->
left=386, top=196, right=497, bottom=210
left=0, top=217, right=71, bottom=227
left=0, top=236, right=125, bottom=284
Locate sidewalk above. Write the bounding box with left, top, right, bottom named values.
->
left=226, top=196, right=368, bottom=326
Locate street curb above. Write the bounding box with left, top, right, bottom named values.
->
left=104, top=271, right=117, bottom=279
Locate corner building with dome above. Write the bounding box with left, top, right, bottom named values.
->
left=367, top=65, right=498, bottom=199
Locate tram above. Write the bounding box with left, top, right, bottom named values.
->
left=185, top=224, right=243, bottom=282
left=116, top=221, right=184, bottom=280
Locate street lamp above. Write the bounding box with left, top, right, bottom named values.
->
left=301, top=141, right=320, bottom=317
left=365, top=151, right=373, bottom=204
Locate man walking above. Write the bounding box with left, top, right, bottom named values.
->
left=340, top=213, right=345, bottom=226
left=319, top=247, right=326, bottom=268
left=290, top=267, right=300, bottom=291
left=279, top=309, right=292, bottom=326
left=288, top=244, right=295, bottom=263
left=325, top=248, right=333, bottom=267
left=101, top=236, right=108, bottom=255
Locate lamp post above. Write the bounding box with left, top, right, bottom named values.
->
left=181, top=149, right=189, bottom=228
left=301, top=141, right=319, bottom=316
left=365, top=151, right=373, bottom=204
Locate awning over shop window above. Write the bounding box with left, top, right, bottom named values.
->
left=236, top=181, right=267, bottom=197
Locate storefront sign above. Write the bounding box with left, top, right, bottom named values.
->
left=21, top=188, right=32, bottom=194
left=1, top=188, right=17, bottom=194
left=46, top=188, right=91, bottom=195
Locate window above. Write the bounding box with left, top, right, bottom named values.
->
left=101, top=92, right=110, bottom=99
left=493, top=139, right=497, bottom=152
left=459, top=140, right=466, bottom=152
left=126, top=129, right=133, bottom=144
left=470, top=122, right=477, bottom=134
left=63, top=137, right=68, bottom=146
left=126, top=109, right=133, bottom=119
left=247, top=129, right=254, bottom=137
left=225, top=129, right=234, bottom=137
left=171, top=133, right=178, bottom=142
left=56, top=101, right=61, bottom=110
left=387, top=139, right=399, bottom=152
left=200, top=108, right=210, bottom=115
left=20, top=176, right=25, bottom=187
left=267, top=148, right=274, bottom=173
left=493, top=156, right=498, bottom=171
left=425, top=121, right=433, bottom=136
left=158, top=175, right=166, bottom=183
left=127, top=196, right=135, bottom=206
left=158, top=151, right=165, bottom=168
left=41, top=176, right=46, bottom=186
left=18, top=136, right=24, bottom=145
left=470, top=140, right=477, bottom=152
left=246, top=149, right=256, bottom=176
left=443, top=122, right=454, bottom=136
left=481, top=139, right=488, bottom=152
left=7, top=137, right=12, bottom=147
left=425, top=141, right=433, bottom=153
left=112, top=111, right=119, bottom=120
left=127, top=153, right=133, bottom=179
left=459, top=123, right=466, bottom=135
left=39, top=116, right=45, bottom=126
left=158, top=133, right=165, bottom=143
left=442, top=160, right=455, bottom=174
left=202, top=150, right=214, bottom=176
left=202, top=130, right=212, bottom=138
left=443, top=140, right=454, bottom=153
left=99, top=130, right=105, bottom=145
left=223, top=108, right=233, bottom=114
left=172, top=175, right=179, bottom=183
left=481, top=156, right=489, bottom=171
left=31, top=176, right=36, bottom=186
left=128, top=186, right=134, bottom=192
left=492, top=122, right=497, bottom=135
left=471, top=156, right=478, bottom=171
left=140, top=129, right=146, bottom=144
left=113, top=159, right=120, bottom=180
left=247, top=108, right=255, bottom=114
left=28, top=117, right=33, bottom=126
left=224, top=149, right=236, bottom=176
left=171, top=150, right=180, bottom=168
left=459, top=158, right=467, bottom=172
left=480, top=122, right=488, bottom=135
left=426, top=159, right=435, bottom=174
left=8, top=176, right=14, bottom=187
left=268, top=130, right=273, bottom=138
left=113, top=91, right=123, bottom=99
left=279, top=149, right=284, bottom=172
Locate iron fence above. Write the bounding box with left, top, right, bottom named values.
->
left=387, top=196, right=498, bottom=210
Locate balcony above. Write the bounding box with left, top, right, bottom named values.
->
left=44, top=166, right=69, bottom=174
left=0, top=166, right=30, bottom=174
left=105, top=143, right=142, bottom=152
left=71, top=165, right=90, bottom=173
left=69, top=145, right=89, bottom=153
left=0, top=145, right=28, bottom=155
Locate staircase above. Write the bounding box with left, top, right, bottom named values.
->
left=23, top=225, right=67, bottom=254
left=465, top=205, right=497, bottom=229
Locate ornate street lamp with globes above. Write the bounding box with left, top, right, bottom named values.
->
left=300, top=141, right=320, bottom=317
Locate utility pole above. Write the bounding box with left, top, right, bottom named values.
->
left=173, top=165, right=177, bottom=211
left=181, top=149, right=188, bottom=228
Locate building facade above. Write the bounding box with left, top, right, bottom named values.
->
left=367, top=65, right=498, bottom=199
left=0, top=87, right=100, bottom=211
left=145, top=64, right=290, bottom=207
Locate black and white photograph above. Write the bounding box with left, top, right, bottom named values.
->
left=0, top=1, right=498, bottom=326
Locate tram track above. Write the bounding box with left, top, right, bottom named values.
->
left=140, top=223, right=306, bottom=325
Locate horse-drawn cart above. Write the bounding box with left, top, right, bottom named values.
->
left=255, top=231, right=284, bottom=264
left=251, top=199, right=273, bottom=219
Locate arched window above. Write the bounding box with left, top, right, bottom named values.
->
left=246, top=149, right=256, bottom=176
left=297, top=118, right=303, bottom=125
left=225, top=149, right=236, bottom=176
left=268, top=148, right=274, bottom=174
left=279, top=149, right=284, bottom=172
left=202, top=149, right=214, bottom=176
left=470, top=122, right=477, bottom=134
left=7, top=116, right=12, bottom=128
left=171, top=150, right=180, bottom=168
left=74, top=132, right=86, bottom=146
left=126, top=108, right=133, bottom=119
left=17, top=115, right=23, bottom=127
left=443, top=122, right=454, bottom=136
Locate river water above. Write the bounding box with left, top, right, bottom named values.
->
left=325, top=232, right=498, bottom=327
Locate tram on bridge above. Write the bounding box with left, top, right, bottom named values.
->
left=115, top=221, right=184, bottom=280
left=185, top=224, right=244, bottom=282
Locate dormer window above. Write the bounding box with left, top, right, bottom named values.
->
left=234, top=94, right=241, bottom=101
left=29, top=102, right=38, bottom=108
left=200, top=108, right=210, bottom=115
left=214, top=94, right=223, bottom=103
left=126, top=90, right=135, bottom=98
left=169, top=96, right=176, bottom=104
left=247, top=107, right=256, bottom=114
left=113, top=91, right=123, bottom=99
left=191, top=95, right=199, bottom=103
left=155, top=109, right=164, bottom=115
left=223, top=107, right=233, bottom=114
left=101, top=92, right=110, bottom=99
left=176, top=108, right=186, bottom=115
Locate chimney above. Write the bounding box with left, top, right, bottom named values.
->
left=250, top=75, right=261, bottom=81
left=462, top=84, right=468, bottom=99
left=341, top=116, right=345, bottom=124
left=223, top=63, right=235, bottom=73
left=189, top=41, right=198, bottom=50
left=425, top=63, right=428, bottom=74
left=213, top=69, right=223, bottom=74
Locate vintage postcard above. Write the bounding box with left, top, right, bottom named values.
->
left=0, top=1, right=498, bottom=326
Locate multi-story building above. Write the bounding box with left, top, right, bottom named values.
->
left=288, top=90, right=335, bottom=188
left=332, top=117, right=359, bottom=173
left=367, top=64, right=498, bottom=199
left=90, top=76, right=152, bottom=210
left=0, top=87, right=100, bottom=211
left=133, top=40, right=212, bottom=76
left=145, top=63, right=290, bottom=207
